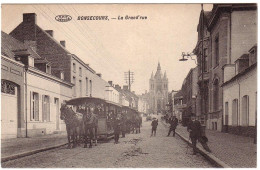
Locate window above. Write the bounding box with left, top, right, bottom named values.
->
left=215, top=36, right=219, bottom=66
left=73, top=76, right=76, bottom=96
left=73, top=63, right=76, bottom=73
left=79, top=67, right=82, bottom=76
left=90, top=80, right=92, bottom=97
left=232, top=99, right=238, bottom=126
left=213, top=79, right=219, bottom=111
left=241, top=95, right=249, bottom=126
left=79, top=80, right=82, bottom=97
left=86, top=77, right=89, bottom=96
left=203, top=48, right=208, bottom=72
left=42, top=95, right=50, bottom=122
left=31, top=92, right=39, bottom=121
left=225, top=102, right=229, bottom=125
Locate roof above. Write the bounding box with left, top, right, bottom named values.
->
left=222, top=63, right=257, bottom=87
left=174, top=91, right=183, bottom=98
left=1, top=31, right=41, bottom=60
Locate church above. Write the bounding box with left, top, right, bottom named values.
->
left=149, top=62, right=168, bottom=113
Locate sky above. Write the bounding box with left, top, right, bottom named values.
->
left=1, top=4, right=213, bottom=95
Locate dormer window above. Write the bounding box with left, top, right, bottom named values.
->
left=28, top=56, right=34, bottom=67
left=46, top=64, right=51, bottom=74
left=60, top=71, right=64, bottom=80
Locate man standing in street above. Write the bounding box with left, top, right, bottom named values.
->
left=114, top=116, right=121, bottom=144
left=167, top=116, right=178, bottom=137
left=187, top=116, right=202, bottom=155
left=151, top=118, right=158, bottom=137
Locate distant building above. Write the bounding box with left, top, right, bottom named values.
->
left=149, top=62, right=168, bottom=113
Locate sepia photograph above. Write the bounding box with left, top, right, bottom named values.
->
left=0, top=3, right=257, bottom=168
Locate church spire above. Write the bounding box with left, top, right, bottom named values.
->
left=157, top=62, right=161, bottom=71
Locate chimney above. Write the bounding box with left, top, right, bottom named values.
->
left=45, top=30, right=53, bottom=37
left=132, top=91, right=135, bottom=94
left=60, top=41, right=66, bottom=47
left=108, top=81, right=113, bottom=86
left=23, top=13, right=37, bottom=24
left=123, top=85, right=128, bottom=91
left=115, top=84, right=121, bottom=89
left=96, top=73, right=102, bottom=78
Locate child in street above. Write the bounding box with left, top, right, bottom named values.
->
left=151, top=118, right=158, bottom=137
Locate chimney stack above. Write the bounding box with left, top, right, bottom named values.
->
left=45, top=30, right=53, bottom=37
left=96, top=73, right=102, bottom=78
left=60, top=41, right=66, bottom=47
left=23, top=13, right=37, bottom=24
left=123, top=85, right=128, bottom=91
left=115, top=84, right=121, bottom=89
left=108, top=81, right=113, bottom=86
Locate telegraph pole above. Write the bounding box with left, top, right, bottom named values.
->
left=124, top=70, right=134, bottom=91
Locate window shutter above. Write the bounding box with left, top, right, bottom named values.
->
left=30, top=91, right=32, bottom=121
left=42, top=95, right=46, bottom=121
left=35, top=95, right=39, bottom=121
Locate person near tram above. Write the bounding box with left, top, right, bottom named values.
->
left=113, top=116, right=121, bottom=144
left=151, top=118, right=158, bottom=137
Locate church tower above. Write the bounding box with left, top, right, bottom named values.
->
left=149, top=62, right=168, bottom=113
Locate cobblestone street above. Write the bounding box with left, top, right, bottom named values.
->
left=2, top=116, right=213, bottom=168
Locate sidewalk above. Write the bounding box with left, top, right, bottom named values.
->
left=164, top=121, right=256, bottom=168
left=1, top=133, right=68, bottom=162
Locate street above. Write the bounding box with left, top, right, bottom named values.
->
left=2, top=116, right=213, bottom=168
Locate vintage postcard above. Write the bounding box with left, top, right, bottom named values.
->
left=1, top=3, right=257, bottom=168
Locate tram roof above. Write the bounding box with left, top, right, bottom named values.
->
left=65, top=97, right=122, bottom=107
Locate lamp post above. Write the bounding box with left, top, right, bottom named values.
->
left=179, top=4, right=205, bottom=125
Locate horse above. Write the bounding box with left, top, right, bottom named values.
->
left=83, top=112, right=98, bottom=148
left=60, top=104, right=83, bottom=149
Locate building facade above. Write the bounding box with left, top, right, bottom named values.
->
left=222, top=45, right=257, bottom=137
left=9, top=13, right=108, bottom=101
left=149, top=62, right=168, bottom=113
left=193, top=4, right=257, bottom=131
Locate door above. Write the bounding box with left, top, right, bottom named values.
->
left=1, top=84, right=18, bottom=139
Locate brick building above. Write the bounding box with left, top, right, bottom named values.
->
left=9, top=13, right=108, bottom=100
left=192, top=4, right=257, bottom=131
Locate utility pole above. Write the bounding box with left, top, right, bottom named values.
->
left=124, top=70, right=134, bottom=91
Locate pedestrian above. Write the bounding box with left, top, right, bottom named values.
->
left=151, top=118, right=158, bottom=137
left=114, top=117, right=121, bottom=144
left=187, top=116, right=211, bottom=155
left=121, top=114, right=126, bottom=138
left=167, top=117, right=178, bottom=137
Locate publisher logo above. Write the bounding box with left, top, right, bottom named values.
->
left=55, top=15, right=72, bottom=22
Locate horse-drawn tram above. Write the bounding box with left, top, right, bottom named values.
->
left=65, top=97, right=122, bottom=139
left=60, top=97, right=142, bottom=148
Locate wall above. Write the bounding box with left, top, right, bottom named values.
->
left=231, top=10, right=257, bottom=63
left=26, top=68, right=72, bottom=136
left=1, top=56, right=25, bottom=138
left=223, top=66, right=256, bottom=137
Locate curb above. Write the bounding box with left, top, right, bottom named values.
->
left=160, top=120, right=231, bottom=168
left=1, top=143, right=67, bottom=163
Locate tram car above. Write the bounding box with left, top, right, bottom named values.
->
left=65, top=97, right=122, bottom=139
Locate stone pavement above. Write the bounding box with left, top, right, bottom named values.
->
left=170, top=122, right=256, bottom=168
left=1, top=132, right=67, bottom=161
